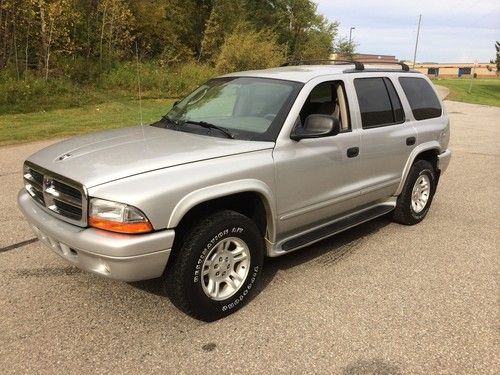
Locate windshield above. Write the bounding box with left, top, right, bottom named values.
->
left=156, top=77, right=302, bottom=141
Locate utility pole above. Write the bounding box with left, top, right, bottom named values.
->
left=349, top=27, right=355, bottom=44
left=412, top=14, right=422, bottom=69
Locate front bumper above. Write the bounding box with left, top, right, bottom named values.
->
left=18, top=190, right=174, bottom=282
left=437, top=149, right=452, bottom=173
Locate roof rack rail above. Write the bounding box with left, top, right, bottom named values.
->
left=280, top=59, right=365, bottom=71
left=352, top=61, right=410, bottom=72
left=280, top=59, right=411, bottom=72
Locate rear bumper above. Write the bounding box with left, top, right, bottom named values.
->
left=437, top=149, right=451, bottom=173
left=18, top=190, right=174, bottom=282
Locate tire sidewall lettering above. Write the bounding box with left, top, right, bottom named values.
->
left=221, top=265, right=259, bottom=312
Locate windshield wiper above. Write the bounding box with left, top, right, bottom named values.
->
left=160, top=116, right=180, bottom=129
left=184, top=120, right=234, bottom=139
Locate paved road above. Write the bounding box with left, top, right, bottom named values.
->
left=0, top=101, right=498, bottom=374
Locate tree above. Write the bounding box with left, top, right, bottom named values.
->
left=272, top=0, right=338, bottom=60
left=97, top=0, right=134, bottom=65
left=0, top=0, right=38, bottom=73
left=490, top=41, right=500, bottom=77
left=334, top=37, right=357, bottom=61
left=215, top=25, right=286, bottom=73
left=127, top=0, right=205, bottom=64
left=37, top=0, right=79, bottom=79
left=0, top=0, right=339, bottom=79
left=199, top=0, right=245, bottom=63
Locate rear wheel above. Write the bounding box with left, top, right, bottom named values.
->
left=163, top=210, right=264, bottom=321
left=393, top=160, right=437, bottom=225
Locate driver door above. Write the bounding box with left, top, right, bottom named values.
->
left=273, top=78, right=361, bottom=239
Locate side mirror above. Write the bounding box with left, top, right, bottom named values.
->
left=172, top=100, right=180, bottom=107
left=291, top=114, right=340, bottom=141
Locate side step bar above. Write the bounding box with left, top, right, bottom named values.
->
left=281, top=204, right=395, bottom=252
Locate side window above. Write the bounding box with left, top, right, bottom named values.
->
left=399, top=77, right=442, bottom=120
left=299, top=81, right=351, bottom=131
left=354, top=77, right=404, bottom=128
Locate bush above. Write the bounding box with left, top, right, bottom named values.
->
left=62, top=57, right=104, bottom=84
left=99, top=61, right=216, bottom=98
left=215, top=26, right=286, bottom=73
left=0, top=70, right=100, bottom=114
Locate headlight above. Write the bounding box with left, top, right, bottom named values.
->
left=89, top=198, right=153, bottom=234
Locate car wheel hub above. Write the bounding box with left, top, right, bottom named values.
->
left=411, top=174, right=431, bottom=213
left=201, top=237, right=251, bottom=301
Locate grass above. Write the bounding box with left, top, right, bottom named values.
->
left=432, top=78, right=500, bottom=107
left=0, top=61, right=215, bottom=146
left=0, top=98, right=174, bottom=146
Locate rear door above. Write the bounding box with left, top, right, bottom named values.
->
left=353, top=75, right=417, bottom=206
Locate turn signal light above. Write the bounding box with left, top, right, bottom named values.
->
left=89, top=217, right=153, bottom=234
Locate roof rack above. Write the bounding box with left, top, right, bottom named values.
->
left=280, top=59, right=410, bottom=72
left=353, top=60, right=410, bottom=72
left=281, top=59, right=365, bottom=71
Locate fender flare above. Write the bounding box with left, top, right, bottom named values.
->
left=395, top=141, right=442, bottom=196
left=167, top=179, right=277, bottom=243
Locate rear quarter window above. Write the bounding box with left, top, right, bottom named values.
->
left=399, top=77, right=442, bottom=120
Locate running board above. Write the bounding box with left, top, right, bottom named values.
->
left=281, top=204, right=395, bottom=253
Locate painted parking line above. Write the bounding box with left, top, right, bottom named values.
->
left=0, top=238, right=38, bottom=254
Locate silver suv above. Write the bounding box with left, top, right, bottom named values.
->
left=18, top=62, right=451, bottom=321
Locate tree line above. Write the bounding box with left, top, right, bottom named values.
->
left=0, top=0, right=345, bottom=80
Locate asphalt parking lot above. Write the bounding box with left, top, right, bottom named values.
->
left=0, top=100, right=498, bottom=374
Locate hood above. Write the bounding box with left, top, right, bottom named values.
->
left=27, top=125, right=274, bottom=187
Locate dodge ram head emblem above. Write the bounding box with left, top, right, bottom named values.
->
left=57, top=153, right=72, bottom=161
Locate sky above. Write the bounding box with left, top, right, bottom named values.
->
left=315, top=0, right=500, bottom=63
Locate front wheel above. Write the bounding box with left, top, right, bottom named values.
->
left=163, top=210, right=264, bottom=321
left=393, top=160, right=437, bottom=225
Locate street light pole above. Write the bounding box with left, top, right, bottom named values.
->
left=349, top=27, right=355, bottom=44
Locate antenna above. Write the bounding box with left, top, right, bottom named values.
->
left=135, top=41, right=144, bottom=131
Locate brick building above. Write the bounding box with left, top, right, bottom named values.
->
left=412, top=62, right=498, bottom=78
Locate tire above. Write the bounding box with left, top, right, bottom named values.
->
left=393, top=160, right=437, bottom=225
left=163, top=210, right=264, bottom=321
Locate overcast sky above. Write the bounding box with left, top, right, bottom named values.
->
left=315, top=0, right=500, bottom=63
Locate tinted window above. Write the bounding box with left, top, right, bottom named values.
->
left=399, top=77, right=442, bottom=120
left=354, top=78, right=399, bottom=128
left=384, top=78, right=404, bottom=123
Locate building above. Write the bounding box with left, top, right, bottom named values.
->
left=412, top=62, right=498, bottom=78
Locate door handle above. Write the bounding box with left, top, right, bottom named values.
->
left=406, top=137, right=416, bottom=146
left=347, top=147, right=359, bottom=158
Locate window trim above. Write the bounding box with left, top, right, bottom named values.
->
left=354, top=77, right=406, bottom=130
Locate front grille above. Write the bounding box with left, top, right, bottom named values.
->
left=24, top=163, right=87, bottom=226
